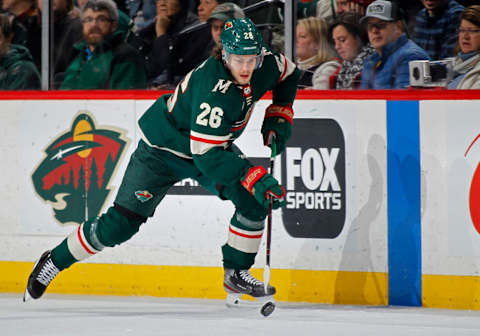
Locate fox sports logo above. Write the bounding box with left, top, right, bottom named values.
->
left=281, top=119, right=346, bottom=238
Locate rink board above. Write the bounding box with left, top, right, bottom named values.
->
left=1, top=90, right=480, bottom=309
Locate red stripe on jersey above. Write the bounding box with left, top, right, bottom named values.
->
left=190, top=135, right=228, bottom=145
left=229, top=227, right=263, bottom=239
left=77, top=225, right=95, bottom=255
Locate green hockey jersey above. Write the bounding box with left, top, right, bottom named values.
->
left=138, top=51, right=300, bottom=187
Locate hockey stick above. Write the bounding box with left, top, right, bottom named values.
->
left=263, top=141, right=276, bottom=293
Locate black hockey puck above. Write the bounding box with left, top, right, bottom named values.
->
left=260, top=301, right=275, bottom=317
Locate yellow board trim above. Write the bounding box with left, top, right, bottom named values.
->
left=423, top=274, right=480, bottom=310
left=1, top=261, right=387, bottom=304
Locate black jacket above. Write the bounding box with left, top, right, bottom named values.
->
left=129, top=10, right=212, bottom=88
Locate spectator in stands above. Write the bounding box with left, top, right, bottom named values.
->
left=1, top=0, right=41, bottom=70
left=447, top=5, right=480, bottom=89
left=129, top=0, right=211, bottom=89
left=37, top=0, right=83, bottom=84
left=127, top=0, right=157, bottom=29
left=60, top=0, right=146, bottom=89
left=336, top=0, right=374, bottom=16
left=210, top=2, right=244, bottom=46
left=204, top=2, right=244, bottom=56
left=328, top=12, right=374, bottom=89
left=413, top=0, right=465, bottom=60
left=197, top=0, right=219, bottom=23
left=296, top=16, right=340, bottom=89
left=0, top=13, right=40, bottom=89
left=359, top=0, right=429, bottom=89
left=78, top=0, right=135, bottom=39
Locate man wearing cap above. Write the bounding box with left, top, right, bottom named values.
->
left=359, top=0, right=429, bottom=89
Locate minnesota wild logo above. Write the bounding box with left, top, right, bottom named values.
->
left=135, top=190, right=153, bottom=202
left=32, top=112, right=128, bottom=225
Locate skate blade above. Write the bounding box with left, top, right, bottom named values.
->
left=23, top=288, right=33, bottom=302
left=225, top=293, right=276, bottom=316
left=226, top=293, right=275, bottom=305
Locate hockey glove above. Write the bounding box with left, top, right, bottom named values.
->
left=241, top=166, right=286, bottom=209
left=261, top=104, right=294, bottom=156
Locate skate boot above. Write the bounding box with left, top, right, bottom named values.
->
left=224, top=268, right=276, bottom=297
left=23, top=250, right=60, bottom=302
left=224, top=268, right=276, bottom=314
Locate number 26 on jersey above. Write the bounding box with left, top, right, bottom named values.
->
left=196, top=103, right=224, bottom=128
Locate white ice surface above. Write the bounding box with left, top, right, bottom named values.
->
left=2, top=294, right=480, bottom=336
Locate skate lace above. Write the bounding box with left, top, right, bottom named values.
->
left=238, top=270, right=263, bottom=286
left=36, top=259, right=60, bottom=286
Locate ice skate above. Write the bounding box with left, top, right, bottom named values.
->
left=224, top=268, right=276, bottom=315
left=23, top=250, right=60, bottom=302
left=224, top=268, right=275, bottom=297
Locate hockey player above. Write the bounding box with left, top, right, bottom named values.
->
left=24, top=17, right=300, bottom=302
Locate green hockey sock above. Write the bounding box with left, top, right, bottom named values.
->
left=51, top=206, right=144, bottom=270
left=222, top=211, right=265, bottom=269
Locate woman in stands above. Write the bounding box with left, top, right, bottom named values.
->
left=295, top=16, right=340, bottom=89
left=447, top=5, right=480, bottom=89
left=328, top=12, right=374, bottom=89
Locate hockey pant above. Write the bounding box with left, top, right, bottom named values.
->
left=51, top=140, right=267, bottom=271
